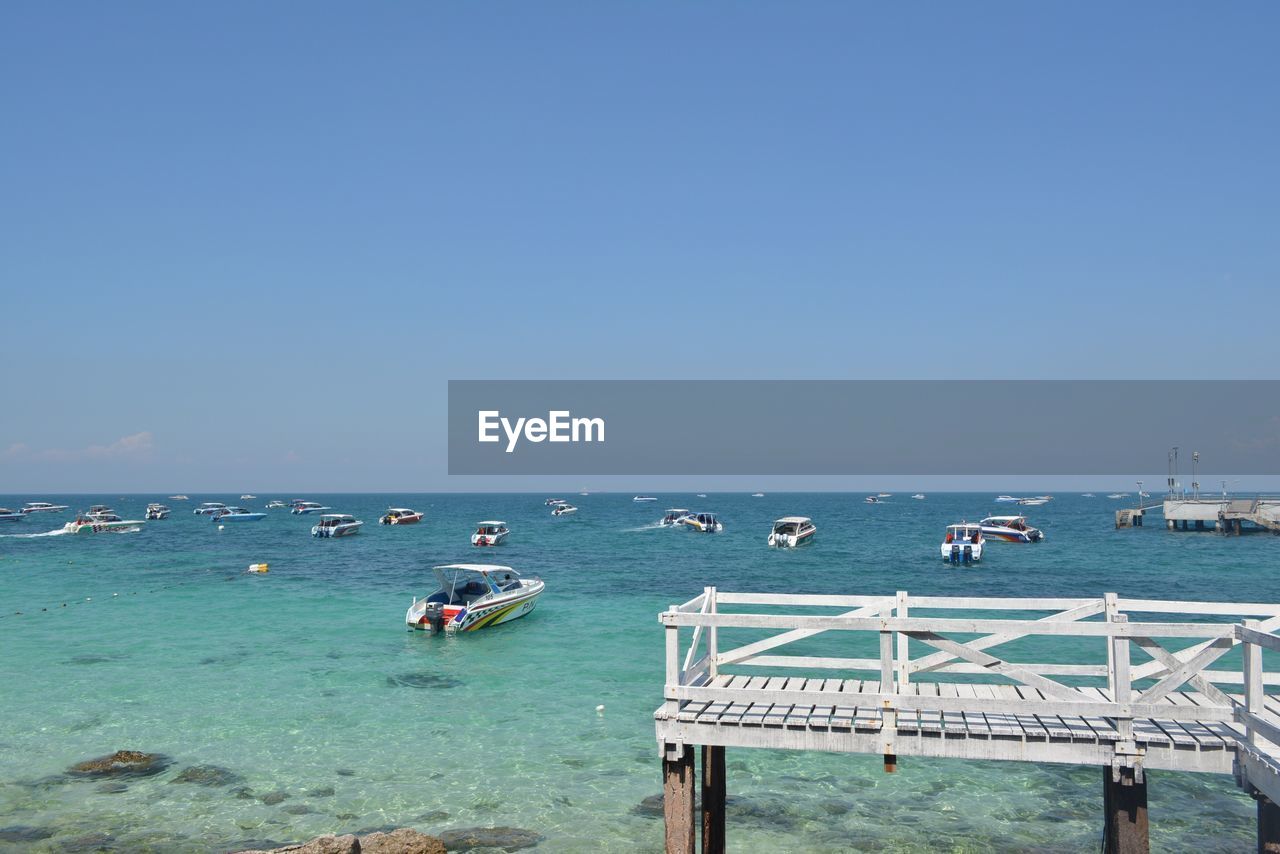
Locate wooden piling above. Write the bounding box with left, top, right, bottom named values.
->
left=701, top=745, right=725, bottom=854
left=1261, top=794, right=1280, bottom=854
left=663, top=745, right=696, bottom=854
left=1103, top=765, right=1149, bottom=854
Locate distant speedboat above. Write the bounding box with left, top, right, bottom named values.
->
left=995, top=495, right=1020, bottom=503
left=0, top=508, right=24, bottom=523
left=1107, top=493, right=1127, bottom=499
left=169, top=495, right=189, bottom=501
left=1017, top=498, right=1049, bottom=506
left=213, top=507, right=266, bottom=522
left=87, top=505, right=114, bottom=514
left=380, top=508, right=423, bottom=525
left=659, top=508, right=692, bottom=527
left=193, top=502, right=227, bottom=516
left=551, top=503, right=577, bottom=516
left=240, top=494, right=256, bottom=500
left=682, top=512, right=723, bottom=533
left=633, top=496, right=657, bottom=502
left=312, top=514, right=362, bottom=538
left=145, top=504, right=170, bottom=520
left=865, top=496, right=881, bottom=504
left=751, top=493, right=765, bottom=498
left=978, top=515, right=1044, bottom=543
left=942, top=524, right=983, bottom=563
left=911, top=494, right=926, bottom=500
left=1082, top=493, right=1096, bottom=498
left=472, top=521, right=509, bottom=546
left=21, top=502, right=68, bottom=514
left=768, top=516, right=815, bottom=547
left=64, top=511, right=145, bottom=534
left=696, top=494, right=707, bottom=498
left=545, top=498, right=566, bottom=506
left=265, top=500, right=287, bottom=509
left=291, top=501, right=330, bottom=515
left=877, top=493, right=892, bottom=498
left=406, top=564, right=543, bottom=633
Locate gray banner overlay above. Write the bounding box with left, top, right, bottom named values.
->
left=448, top=381, right=1280, bottom=475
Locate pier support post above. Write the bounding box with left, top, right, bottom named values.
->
left=1167, top=519, right=1176, bottom=530
left=1103, top=765, right=1149, bottom=854
left=1260, top=794, right=1280, bottom=854
left=701, top=745, right=725, bottom=854
left=1195, top=520, right=1204, bottom=530
left=663, top=744, right=696, bottom=854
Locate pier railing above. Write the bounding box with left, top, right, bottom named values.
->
left=662, top=590, right=1280, bottom=745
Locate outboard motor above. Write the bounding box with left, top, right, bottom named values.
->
left=424, top=602, right=446, bottom=634
left=963, top=545, right=973, bottom=565
left=950, top=544, right=960, bottom=564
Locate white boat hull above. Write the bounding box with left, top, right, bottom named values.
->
left=941, top=541, right=983, bottom=562
left=313, top=522, right=362, bottom=538
left=472, top=532, right=509, bottom=546
left=407, top=581, right=543, bottom=633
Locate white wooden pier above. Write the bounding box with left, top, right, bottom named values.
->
left=655, top=590, right=1280, bottom=853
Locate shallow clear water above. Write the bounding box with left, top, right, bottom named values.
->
left=0, top=492, right=1273, bottom=852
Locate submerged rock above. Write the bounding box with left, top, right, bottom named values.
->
left=0, top=826, right=55, bottom=843
left=67, top=750, right=171, bottom=778
left=282, top=804, right=313, bottom=815
left=437, top=827, right=543, bottom=852
left=335, top=769, right=357, bottom=777
left=386, top=673, right=463, bottom=690
left=260, top=791, right=290, bottom=805
left=171, top=764, right=243, bottom=787
left=62, top=831, right=115, bottom=852
left=361, top=828, right=447, bottom=854
left=309, top=785, right=336, bottom=797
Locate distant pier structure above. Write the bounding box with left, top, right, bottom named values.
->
left=1116, top=450, right=1280, bottom=533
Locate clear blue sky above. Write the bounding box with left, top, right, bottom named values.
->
left=3, top=2, right=1277, bottom=492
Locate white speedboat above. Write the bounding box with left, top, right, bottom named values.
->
left=291, top=501, right=331, bottom=515
left=551, top=503, right=577, bottom=516
left=169, top=495, right=189, bottom=501
left=1107, top=493, right=1128, bottom=499
left=0, top=508, right=24, bottom=523
left=877, top=493, right=892, bottom=498
left=312, top=514, right=362, bottom=538
left=406, top=564, right=543, bottom=633
left=682, top=512, right=723, bottom=533
left=380, top=508, right=423, bottom=525
left=1082, top=493, right=1096, bottom=498
left=240, top=494, right=256, bottom=500
left=213, top=507, right=266, bottom=522
left=696, top=493, right=707, bottom=498
left=768, top=516, right=815, bottom=547
left=545, top=498, right=566, bottom=506
left=864, top=496, right=881, bottom=504
left=751, top=493, right=765, bottom=498
left=472, top=521, right=509, bottom=546
left=1018, top=497, right=1049, bottom=506
left=64, top=512, right=145, bottom=534
left=941, top=524, right=983, bottom=563
left=633, top=496, right=658, bottom=502
left=145, top=504, right=170, bottom=520
left=911, top=494, right=926, bottom=500
left=659, top=508, right=692, bottom=527
left=978, top=515, right=1044, bottom=543
left=87, top=505, right=114, bottom=514
left=265, top=500, right=288, bottom=509
left=193, top=502, right=227, bottom=515
left=21, top=502, right=68, bottom=514
left=995, top=495, right=1021, bottom=503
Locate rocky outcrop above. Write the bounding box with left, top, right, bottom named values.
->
left=234, top=828, right=447, bottom=854
left=66, top=751, right=171, bottom=778
left=360, top=828, right=446, bottom=854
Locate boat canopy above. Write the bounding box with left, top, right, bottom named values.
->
left=319, top=514, right=356, bottom=522
left=478, top=520, right=506, bottom=526
left=387, top=508, right=416, bottom=514
left=775, top=516, right=811, bottom=525
left=431, top=564, right=525, bottom=598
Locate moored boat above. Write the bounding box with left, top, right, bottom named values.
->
left=0, top=508, right=24, bottom=523
left=551, top=503, right=577, bottom=516
left=240, top=494, right=256, bottom=500
left=21, top=502, right=68, bottom=514
left=169, top=495, right=189, bottom=501
left=380, top=508, right=423, bottom=525
left=864, top=496, right=881, bottom=504
left=941, top=524, right=983, bottom=563
left=193, top=502, right=227, bottom=516
left=145, top=504, right=170, bottom=520
left=406, top=564, right=543, bottom=633
left=978, top=515, right=1044, bottom=543
left=911, top=494, right=926, bottom=500
left=472, top=521, right=509, bottom=546
left=633, top=496, right=657, bottom=502
left=682, top=512, right=723, bottom=533
left=311, top=514, right=362, bottom=538
left=213, top=507, right=266, bottom=522
left=63, top=512, right=145, bottom=534
left=265, top=500, right=288, bottom=509
left=291, top=501, right=331, bottom=515
left=768, top=516, right=815, bottom=547
left=545, top=498, right=566, bottom=506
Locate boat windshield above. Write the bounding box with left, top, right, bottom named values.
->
left=430, top=568, right=522, bottom=604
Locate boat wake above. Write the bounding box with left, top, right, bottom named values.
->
left=0, top=529, right=71, bottom=538
left=625, top=523, right=668, bottom=532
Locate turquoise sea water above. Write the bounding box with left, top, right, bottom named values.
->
left=0, top=492, right=1275, bottom=853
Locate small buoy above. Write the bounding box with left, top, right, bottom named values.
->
left=86, top=597, right=91, bottom=602
left=248, top=563, right=269, bottom=574
left=596, top=704, right=605, bottom=715
left=218, top=525, right=225, bottom=531
left=113, top=593, right=118, bottom=597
